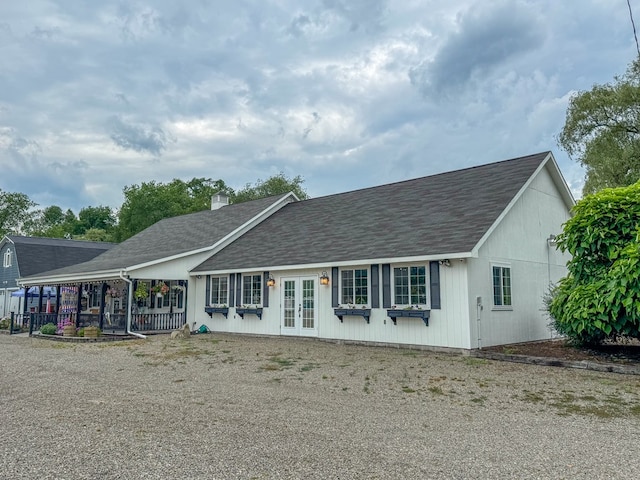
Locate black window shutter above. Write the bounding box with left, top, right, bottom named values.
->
left=382, top=264, right=391, bottom=308
left=236, top=274, right=242, bottom=307
left=263, top=271, right=270, bottom=308
left=205, top=275, right=211, bottom=306
left=229, top=274, right=235, bottom=306
left=331, top=267, right=339, bottom=307
left=430, top=261, right=441, bottom=309
left=370, top=264, right=380, bottom=308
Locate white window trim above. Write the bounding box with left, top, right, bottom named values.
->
left=339, top=267, right=370, bottom=307
left=391, top=263, right=430, bottom=308
left=491, top=263, right=513, bottom=311
left=242, top=273, right=263, bottom=306
left=3, top=249, right=11, bottom=268
left=210, top=276, right=229, bottom=307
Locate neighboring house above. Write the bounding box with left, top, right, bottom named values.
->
left=21, top=152, right=573, bottom=349
left=0, top=236, right=114, bottom=317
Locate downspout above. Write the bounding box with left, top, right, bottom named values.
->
left=120, top=271, right=146, bottom=339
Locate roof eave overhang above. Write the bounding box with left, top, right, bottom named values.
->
left=19, top=269, right=125, bottom=286
left=190, top=251, right=475, bottom=275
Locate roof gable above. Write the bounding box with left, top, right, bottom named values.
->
left=193, top=152, right=559, bottom=272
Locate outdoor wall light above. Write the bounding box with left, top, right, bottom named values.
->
left=267, top=274, right=276, bottom=287
left=547, top=234, right=557, bottom=247
left=439, top=259, right=451, bottom=267
left=319, top=271, right=330, bottom=285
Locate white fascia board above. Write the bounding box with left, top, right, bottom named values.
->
left=471, top=152, right=565, bottom=256
left=126, top=193, right=297, bottom=272
left=545, top=154, right=576, bottom=210
left=190, top=252, right=474, bottom=276
left=19, top=269, right=124, bottom=286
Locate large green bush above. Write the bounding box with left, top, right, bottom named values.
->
left=549, top=182, right=640, bottom=344
left=40, top=323, right=57, bottom=335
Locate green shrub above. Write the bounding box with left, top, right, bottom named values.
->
left=40, top=323, right=57, bottom=335
left=77, top=327, right=85, bottom=337
left=0, top=318, right=10, bottom=330
left=550, top=183, right=640, bottom=345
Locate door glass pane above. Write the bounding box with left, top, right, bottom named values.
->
left=302, top=279, right=314, bottom=329
left=284, top=280, right=296, bottom=328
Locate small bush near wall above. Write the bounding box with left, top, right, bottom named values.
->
left=40, top=323, right=57, bottom=335
left=0, top=318, right=10, bottom=330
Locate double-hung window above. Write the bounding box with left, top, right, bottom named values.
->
left=210, top=276, right=228, bottom=306
left=393, top=265, right=427, bottom=306
left=492, top=265, right=512, bottom=307
left=341, top=268, right=368, bottom=305
left=242, top=274, right=262, bottom=305
left=3, top=249, right=11, bottom=268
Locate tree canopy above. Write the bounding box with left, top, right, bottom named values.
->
left=549, top=182, right=640, bottom=345
left=233, top=173, right=309, bottom=203
left=558, top=58, right=640, bottom=194
left=0, top=189, right=36, bottom=238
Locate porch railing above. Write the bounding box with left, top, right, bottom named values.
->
left=27, top=311, right=186, bottom=335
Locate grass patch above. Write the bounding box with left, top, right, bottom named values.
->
left=402, top=386, right=416, bottom=394
left=427, top=386, right=444, bottom=395
left=463, top=357, right=488, bottom=366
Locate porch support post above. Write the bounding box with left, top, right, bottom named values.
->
left=99, top=282, right=107, bottom=330
left=55, top=286, right=61, bottom=314
left=22, top=286, right=28, bottom=316
left=37, top=286, right=44, bottom=313
left=183, top=280, right=188, bottom=327
left=75, top=283, right=83, bottom=327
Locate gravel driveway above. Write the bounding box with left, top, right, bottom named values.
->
left=1, top=333, right=639, bottom=479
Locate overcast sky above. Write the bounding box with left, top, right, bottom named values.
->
left=0, top=0, right=636, bottom=213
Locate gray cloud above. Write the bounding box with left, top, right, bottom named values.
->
left=109, top=117, right=174, bottom=156
left=410, top=1, right=544, bottom=95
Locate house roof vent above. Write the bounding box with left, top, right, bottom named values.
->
left=211, top=192, right=229, bottom=210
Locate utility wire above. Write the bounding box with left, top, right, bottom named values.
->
left=627, top=0, right=640, bottom=56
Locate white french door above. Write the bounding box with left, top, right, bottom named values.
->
left=281, top=276, right=318, bottom=336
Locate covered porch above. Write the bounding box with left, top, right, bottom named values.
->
left=17, top=278, right=188, bottom=336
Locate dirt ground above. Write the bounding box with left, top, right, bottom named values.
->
left=483, top=338, right=640, bottom=364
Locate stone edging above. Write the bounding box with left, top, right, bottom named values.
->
left=473, top=350, right=640, bottom=376
left=30, top=333, right=141, bottom=343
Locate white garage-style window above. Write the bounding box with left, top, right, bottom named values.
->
left=341, top=268, right=368, bottom=305
left=393, top=265, right=427, bottom=306
left=210, top=276, right=228, bottom=305
left=492, top=265, right=512, bottom=308
left=3, top=249, right=11, bottom=268
left=242, top=274, right=262, bottom=305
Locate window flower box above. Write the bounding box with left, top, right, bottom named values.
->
left=205, top=306, right=229, bottom=319
left=334, top=308, right=371, bottom=324
left=236, top=307, right=263, bottom=320
left=386, top=309, right=430, bottom=326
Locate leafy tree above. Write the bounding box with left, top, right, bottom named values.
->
left=0, top=189, right=36, bottom=237
left=77, top=206, right=116, bottom=233
left=232, top=173, right=308, bottom=203
left=549, top=182, right=640, bottom=345
left=116, top=178, right=231, bottom=241
left=558, top=58, right=640, bottom=194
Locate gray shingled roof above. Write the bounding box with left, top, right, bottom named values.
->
left=8, top=236, right=114, bottom=277
left=193, top=152, right=552, bottom=272
left=26, top=194, right=288, bottom=278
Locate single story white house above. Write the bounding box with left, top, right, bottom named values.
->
left=20, top=152, right=573, bottom=349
